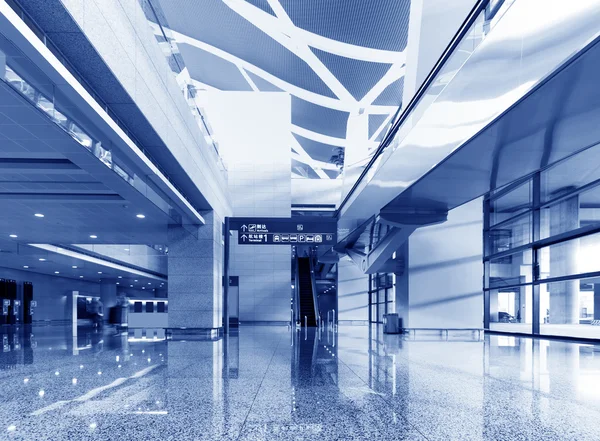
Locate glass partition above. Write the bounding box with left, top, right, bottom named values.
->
left=539, top=233, right=600, bottom=280
left=488, top=286, right=533, bottom=334
left=539, top=277, right=600, bottom=339
left=489, top=180, right=532, bottom=225
left=485, top=142, right=600, bottom=339
left=541, top=143, right=600, bottom=203
left=488, top=250, right=533, bottom=289
left=368, top=273, right=394, bottom=324
left=486, top=213, right=532, bottom=256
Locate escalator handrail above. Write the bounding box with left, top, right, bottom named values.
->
left=294, top=256, right=300, bottom=323
left=308, top=256, right=320, bottom=325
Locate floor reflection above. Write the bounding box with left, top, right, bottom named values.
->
left=1, top=325, right=600, bottom=440
left=292, top=327, right=337, bottom=388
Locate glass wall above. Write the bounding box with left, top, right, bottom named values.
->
left=484, top=144, right=600, bottom=339
left=368, top=273, right=394, bottom=324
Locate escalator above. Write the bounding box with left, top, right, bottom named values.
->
left=297, top=257, right=318, bottom=327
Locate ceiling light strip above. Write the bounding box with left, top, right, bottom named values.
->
left=27, top=244, right=167, bottom=282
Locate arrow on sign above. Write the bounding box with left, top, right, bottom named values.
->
left=241, top=234, right=248, bottom=242
left=241, top=225, right=248, bottom=232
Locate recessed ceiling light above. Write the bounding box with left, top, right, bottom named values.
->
left=98, top=271, right=102, bottom=274
left=124, top=248, right=130, bottom=251
left=136, top=214, right=145, bottom=219
left=54, top=271, right=59, bottom=274
left=72, top=266, right=78, bottom=269
left=116, top=282, right=120, bottom=285
left=142, top=287, right=145, bottom=290
left=130, top=285, right=133, bottom=287
left=147, top=282, right=151, bottom=285
left=89, top=235, right=97, bottom=239
left=134, top=280, right=138, bottom=282
left=9, top=234, right=17, bottom=238
left=118, top=276, right=122, bottom=279
left=79, top=275, right=83, bottom=278
left=39, top=258, right=46, bottom=262
left=34, top=213, right=44, bottom=218
left=23, top=266, right=29, bottom=269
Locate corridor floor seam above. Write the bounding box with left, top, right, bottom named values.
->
left=234, top=333, right=285, bottom=441
left=335, top=345, right=432, bottom=441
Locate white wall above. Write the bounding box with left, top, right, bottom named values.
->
left=338, top=256, right=369, bottom=323
left=292, top=178, right=342, bottom=206
left=405, top=197, right=483, bottom=328
left=0, top=267, right=100, bottom=322
left=200, top=92, right=292, bottom=322
left=403, top=0, right=476, bottom=103
left=230, top=232, right=291, bottom=322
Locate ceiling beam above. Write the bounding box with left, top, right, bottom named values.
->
left=237, top=66, right=259, bottom=91
left=163, top=27, right=398, bottom=115
left=291, top=135, right=330, bottom=179
left=369, top=112, right=395, bottom=142
left=292, top=124, right=378, bottom=150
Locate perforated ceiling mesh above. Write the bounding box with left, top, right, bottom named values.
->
left=279, top=0, right=411, bottom=51
left=152, top=0, right=411, bottom=179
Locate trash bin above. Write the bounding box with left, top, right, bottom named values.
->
left=383, top=313, right=402, bottom=334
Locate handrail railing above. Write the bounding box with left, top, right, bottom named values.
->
left=294, top=257, right=300, bottom=325
left=308, top=255, right=320, bottom=326
left=336, top=0, right=500, bottom=217
left=143, top=0, right=225, bottom=166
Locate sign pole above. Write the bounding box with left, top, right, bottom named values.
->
left=223, top=217, right=230, bottom=335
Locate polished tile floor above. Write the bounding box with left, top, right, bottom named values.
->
left=1, top=325, right=600, bottom=440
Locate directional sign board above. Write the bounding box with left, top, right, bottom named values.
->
left=230, top=217, right=337, bottom=245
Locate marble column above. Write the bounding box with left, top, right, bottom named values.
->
left=168, top=211, right=223, bottom=330
left=549, top=195, right=579, bottom=324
